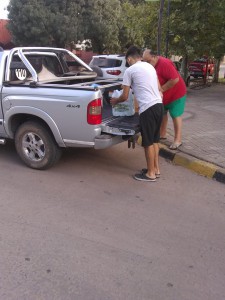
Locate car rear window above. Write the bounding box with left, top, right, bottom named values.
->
left=91, top=57, right=122, bottom=68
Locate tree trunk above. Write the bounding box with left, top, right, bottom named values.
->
left=203, top=59, right=209, bottom=85
left=212, top=58, right=221, bottom=83
left=181, top=53, right=188, bottom=82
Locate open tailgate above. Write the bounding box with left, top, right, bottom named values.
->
left=101, top=106, right=139, bottom=136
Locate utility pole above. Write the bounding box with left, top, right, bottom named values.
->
left=165, top=0, right=170, bottom=57
left=157, top=0, right=165, bottom=55
left=145, top=0, right=165, bottom=55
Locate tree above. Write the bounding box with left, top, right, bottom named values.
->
left=168, top=0, right=225, bottom=82
left=7, top=0, right=225, bottom=77
left=7, top=0, right=50, bottom=46
left=119, top=1, right=158, bottom=51
left=44, top=0, right=85, bottom=47
left=82, top=0, right=121, bottom=53
left=7, top=0, right=85, bottom=47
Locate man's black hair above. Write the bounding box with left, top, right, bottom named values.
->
left=125, top=45, right=142, bottom=59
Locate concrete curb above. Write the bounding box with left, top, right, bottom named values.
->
left=159, top=143, right=225, bottom=184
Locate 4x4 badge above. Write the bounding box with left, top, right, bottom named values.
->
left=66, top=104, right=80, bottom=108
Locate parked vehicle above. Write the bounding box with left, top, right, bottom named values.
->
left=173, top=61, right=190, bottom=87
left=89, top=54, right=128, bottom=80
left=188, top=57, right=215, bottom=78
left=0, top=47, right=139, bottom=169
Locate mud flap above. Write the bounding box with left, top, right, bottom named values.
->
left=128, top=136, right=137, bottom=149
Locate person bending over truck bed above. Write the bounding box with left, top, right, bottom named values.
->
left=110, top=46, right=163, bottom=182
left=143, top=49, right=187, bottom=150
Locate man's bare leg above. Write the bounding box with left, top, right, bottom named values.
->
left=153, top=143, right=160, bottom=174
left=160, top=113, right=168, bottom=138
left=172, top=116, right=182, bottom=144
left=144, top=145, right=156, bottom=179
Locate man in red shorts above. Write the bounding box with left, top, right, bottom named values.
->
left=143, top=49, right=187, bottom=150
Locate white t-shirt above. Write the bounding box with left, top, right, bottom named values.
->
left=122, top=61, right=162, bottom=114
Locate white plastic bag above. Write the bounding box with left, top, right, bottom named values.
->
left=111, top=89, right=135, bottom=116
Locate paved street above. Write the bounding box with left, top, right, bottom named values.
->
left=0, top=141, right=225, bottom=300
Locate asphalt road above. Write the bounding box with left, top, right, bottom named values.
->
left=0, top=141, right=225, bottom=300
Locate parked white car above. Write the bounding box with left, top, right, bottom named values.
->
left=89, top=54, right=128, bottom=80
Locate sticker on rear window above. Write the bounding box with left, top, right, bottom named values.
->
left=15, top=69, right=27, bottom=80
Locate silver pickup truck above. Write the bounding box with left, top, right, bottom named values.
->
left=0, top=47, right=139, bottom=169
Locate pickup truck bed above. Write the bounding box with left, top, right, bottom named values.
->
left=102, top=105, right=139, bottom=134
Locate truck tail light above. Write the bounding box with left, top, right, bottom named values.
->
left=87, top=98, right=102, bottom=125
left=106, top=70, right=121, bottom=76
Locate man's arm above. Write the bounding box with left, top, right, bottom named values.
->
left=110, top=85, right=130, bottom=106
left=161, top=77, right=179, bottom=92
left=158, top=79, right=163, bottom=98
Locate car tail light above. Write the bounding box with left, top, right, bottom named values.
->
left=87, top=98, right=102, bottom=125
left=106, top=70, right=121, bottom=76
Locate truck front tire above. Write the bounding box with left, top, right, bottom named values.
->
left=15, top=121, right=62, bottom=170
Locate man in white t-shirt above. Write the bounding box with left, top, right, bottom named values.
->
left=110, top=46, right=163, bottom=182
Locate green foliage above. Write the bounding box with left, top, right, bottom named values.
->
left=83, top=0, right=121, bottom=53
left=7, top=0, right=85, bottom=47
left=169, top=0, right=225, bottom=59
left=7, top=0, right=225, bottom=74
left=119, top=1, right=158, bottom=51
left=7, top=0, right=50, bottom=46
left=167, top=0, right=225, bottom=82
left=119, top=0, right=145, bottom=4
left=44, top=0, right=85, bottom=47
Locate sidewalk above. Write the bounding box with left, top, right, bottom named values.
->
left=159, top=83, right=225, bottom=184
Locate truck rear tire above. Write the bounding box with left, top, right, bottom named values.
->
left=15, top=121, right=62, bottom=170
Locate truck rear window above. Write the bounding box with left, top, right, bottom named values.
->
left=91, top=57, right=122, bottom=68
left=10, top=55, right=64, bottom=81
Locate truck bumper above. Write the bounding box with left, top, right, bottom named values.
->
left=94, top=134, right=127, bottom=149
left=64, top=134, right=138, bottom=149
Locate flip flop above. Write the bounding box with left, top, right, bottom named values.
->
left=159, top=137, right=167, bottom=140
left=141, top=168, right=160, bottom=178
left=169, top=142, right=182, bottom=150
left=134, top=173, right=156, bottom=182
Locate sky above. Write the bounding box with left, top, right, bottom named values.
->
left=0, top=0, right=10, bottom=19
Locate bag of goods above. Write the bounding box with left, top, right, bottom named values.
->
left=111, top=90, right=135, bottom=116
